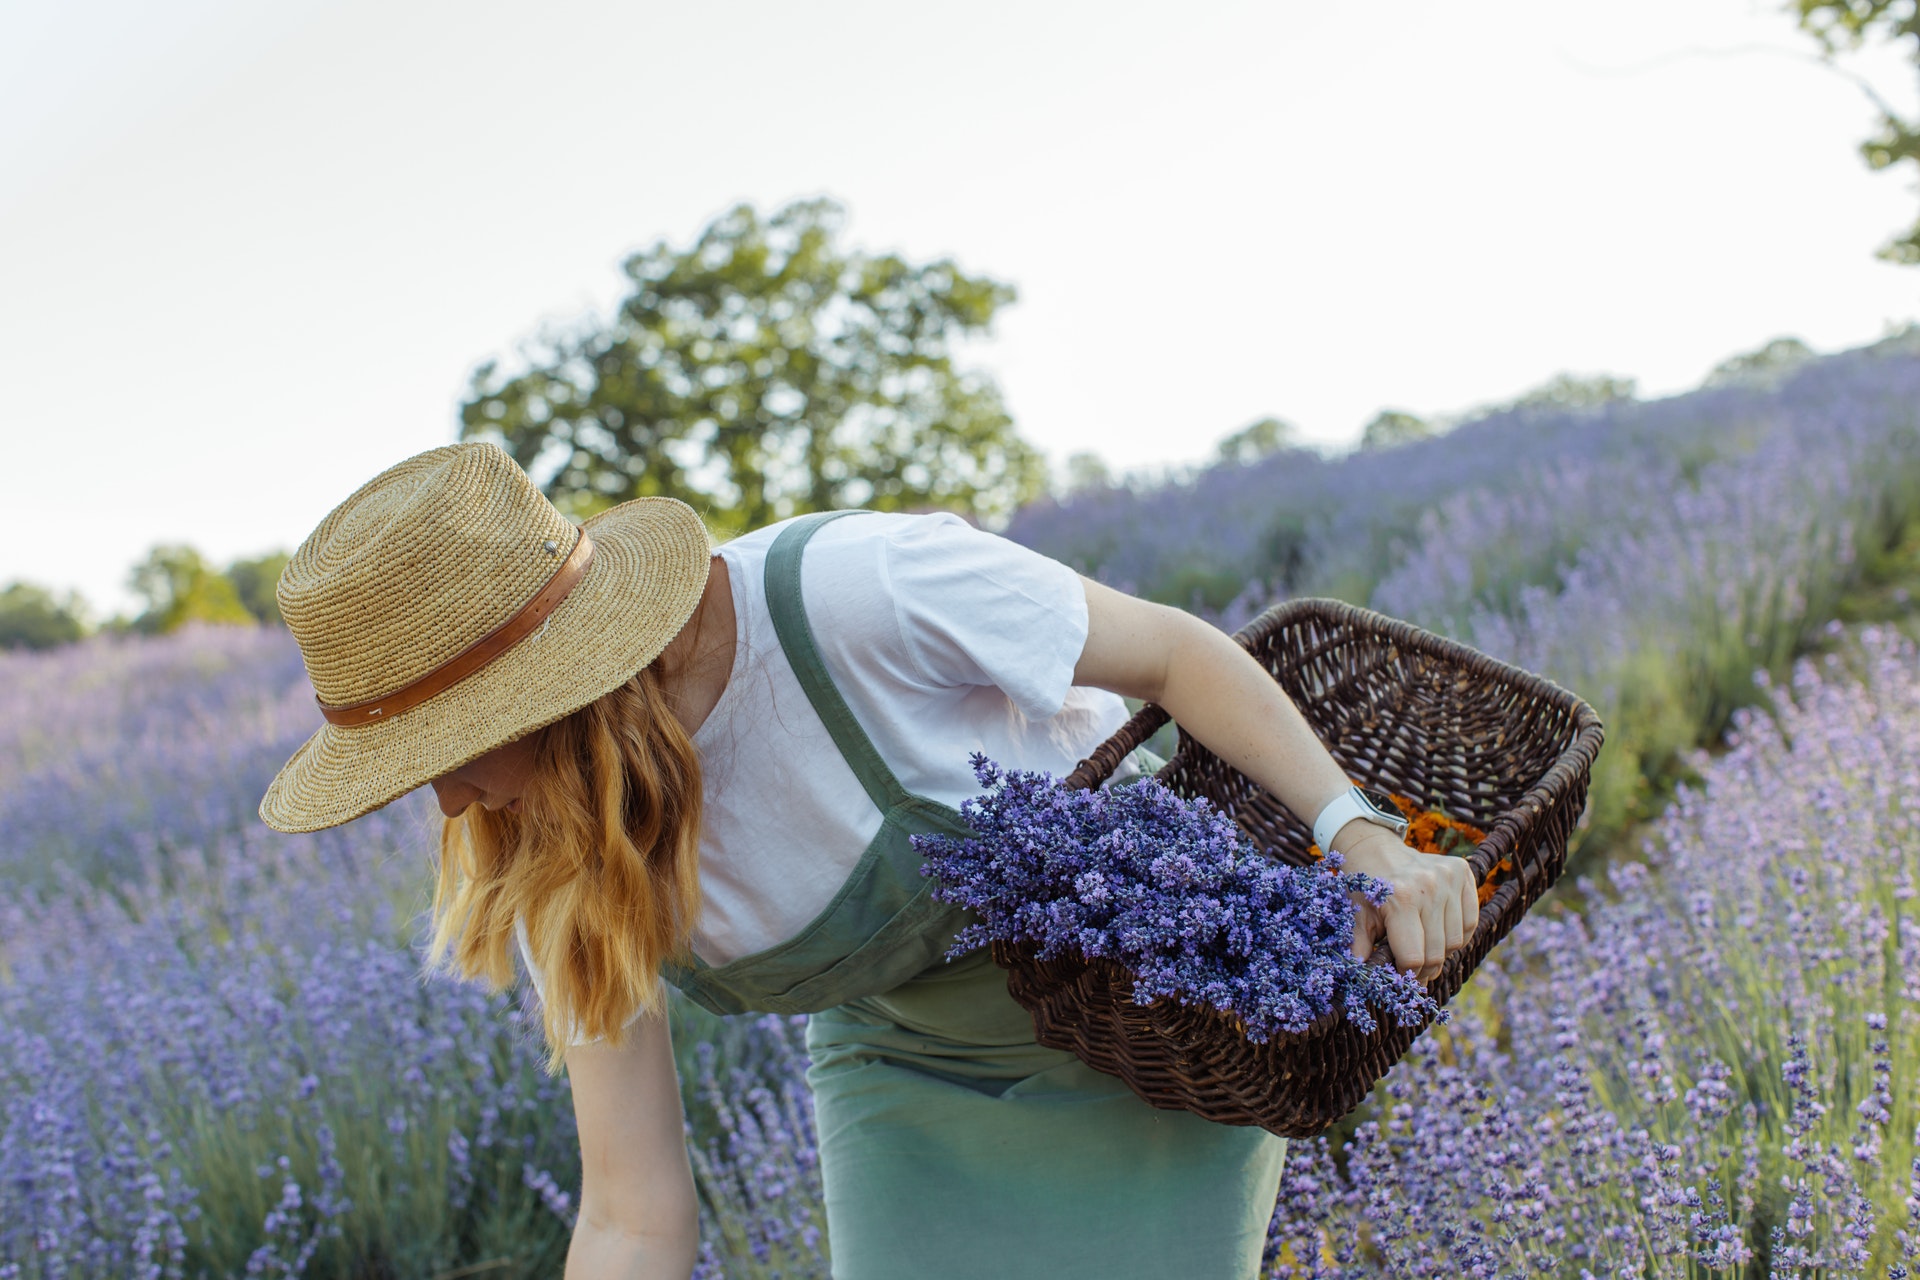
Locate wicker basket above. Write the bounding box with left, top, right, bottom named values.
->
left=990, top=598, right=1604, bottom=1138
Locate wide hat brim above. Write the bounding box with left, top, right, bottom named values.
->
left=259, top=496, right=711, bottom=834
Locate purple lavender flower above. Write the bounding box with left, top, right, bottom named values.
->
left=1266, top=625, right=1920, bottom=1275
left=914, top=756, right=1440, bottom=1043
left=0, top=628, right=579, bottom=1276
left=684, top=1016, right=830, bottom=1279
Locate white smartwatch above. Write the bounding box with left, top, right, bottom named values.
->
left=1312, top=784, right=1409, bottom=854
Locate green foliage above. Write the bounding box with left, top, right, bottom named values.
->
left=1149, top=566, right=1255, bottom=613
left=1215, top=417, right=1297, bottom=466
left=0, top=582, right=88, bottom=651
left=1794, top=0, right=1920, bottom=261
left=226, top=551, right=292, bottom=626
left=179, top=1071, right=572, bottom=1279
left=1706, top=336, right=1817, bottom=389
left=1358, top=409, right=1432, bottom=450
left=461, top=198, right=1048, bottom=533
left=1506, top=371, right=1637, bottom=411
left=1258, top=510, right=1314, bottom=594
left=120, top=546, right=291, bottom=634
left=1062, top=451, right=1115, bottom=493
left=1794, top=0, right=1920, bottom=59
left=128, top=545, right=256, bottom=634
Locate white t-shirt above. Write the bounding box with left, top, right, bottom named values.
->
left=686, top=511, right=1128, bottom=965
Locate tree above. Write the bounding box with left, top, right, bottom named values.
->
left=1705, top=336, right=1816, bottom=388
left=226, top=552, right=291, bottom=626
left=461, top=198, right=1048, bottom=533
left=1359, top=410, right=1432, bottom=451
left=1507, top=372, right=1637, bottom=412
left=128, top=546, right=255, bottom=634
left=1214, top=417, right=1298, bottom=466
left=0, top=582, right=88, bottom=650
left=1794, top=1, right=1920, bottom=262
left=1062, top=451, right=1115, bottom=493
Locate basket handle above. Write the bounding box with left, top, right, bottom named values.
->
left=1062, top=703, right=1171, bottom=791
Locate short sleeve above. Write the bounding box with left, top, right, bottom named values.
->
left=515, top=917, right=644, bottom=1047
left=881, top=514, right=1090, bottom=720
left=514, top=918, right=588, bottom=1045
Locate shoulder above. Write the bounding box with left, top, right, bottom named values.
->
left=718, top=511, right=1088, bottom=716
left=720, top=510, right=1022, bottom=588
left=721, top=510, right=1084, bottom=640
left=715, top=510, right=952, bottom=565
left=806, top=510, right=1066, bottom=587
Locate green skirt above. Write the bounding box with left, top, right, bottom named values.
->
left=806, top=949, right=1287, bottom=1280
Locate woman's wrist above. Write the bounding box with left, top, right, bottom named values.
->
left=1330, top=824, right=1407, bottom=870
left=565, top=1212, right=699, bottom=1280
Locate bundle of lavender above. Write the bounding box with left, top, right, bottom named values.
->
left=913, top=757, right=1443, bottom=1042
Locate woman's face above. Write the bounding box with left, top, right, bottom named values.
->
left=430, top=734, right=539, bottom=817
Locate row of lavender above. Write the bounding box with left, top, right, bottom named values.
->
left=15, top=618, right=1908, bottom=1274
left=1260, top=626, right=1919, bottom=1275
left=0, top=631, right=571, bottom=1276
left=1009, top=342, right=1920, bottom=838
left=0, top=631, right=824, bottom=1277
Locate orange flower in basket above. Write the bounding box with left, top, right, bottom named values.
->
left=1310, top=792, right=1510, bottom=906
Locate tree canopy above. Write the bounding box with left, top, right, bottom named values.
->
left=461, top=198, right=1048, bottom=533
left=1062, top=451, right=1115, bottom=493
left=1795, top=1, right=1920, bottom=261
left=1359, top=410, right=1433, bottom=451
left=0, top=583, right=87, bottom=651
left=1706, top=336, right=1817, bottom=389
left=225, top=552, right=291, bottom=626
left=128, top=546, right=257, bottom=634
left=1215, top=417, right=1298, bottom=466
left=1506, top=372, right=1637, bottom=412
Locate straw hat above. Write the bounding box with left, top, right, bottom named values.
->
left=259, top=442, right=712, bottom=833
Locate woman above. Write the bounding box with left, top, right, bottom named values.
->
left=260, top=442, right=1475, bottom=1280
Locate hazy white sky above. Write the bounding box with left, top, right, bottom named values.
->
left=2, top=0, right=1916, bottom=614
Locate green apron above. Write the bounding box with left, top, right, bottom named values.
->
left=665, top=511, right=1285, bottom=1280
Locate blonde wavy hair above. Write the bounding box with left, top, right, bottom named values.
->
left=429, top=664, right=703, bottom=1067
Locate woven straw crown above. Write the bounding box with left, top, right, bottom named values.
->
left=260, top=442, right=712, bottom=833
left=280, top=444, right=582, bottom=708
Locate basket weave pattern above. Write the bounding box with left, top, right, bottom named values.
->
left=990, top=599, right=1605, bottom=1137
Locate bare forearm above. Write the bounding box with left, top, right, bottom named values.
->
left=1074, top=582, right=1353, bottom=844
left=1152, top=616, right=1359, bottom=844
left=1073, top=577, right=1479, bottom=977
left=563, top=1015, right=701, bottom=1280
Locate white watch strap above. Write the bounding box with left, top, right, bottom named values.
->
left=1313, top=787, right=1373, bottom=854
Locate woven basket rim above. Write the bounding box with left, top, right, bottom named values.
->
left=1065, top=597, right=1606, bottom=892
left=1005, top=595, right=1606, bottom=1135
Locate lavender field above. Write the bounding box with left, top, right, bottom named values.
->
left=5, top=342, right=1920, bottom=1275
left=1014, top=337, right=1920, bottom=845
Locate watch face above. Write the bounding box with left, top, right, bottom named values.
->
left=1357, top=786, right=1407, bottom=825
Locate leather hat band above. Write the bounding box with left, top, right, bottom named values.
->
left=317, top=530, right=596, bottom=728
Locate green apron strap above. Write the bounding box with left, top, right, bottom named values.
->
left=765, top=511, right=910, bottom=813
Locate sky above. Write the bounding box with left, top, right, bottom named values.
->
left=2, top=0, right=1917, bottom=615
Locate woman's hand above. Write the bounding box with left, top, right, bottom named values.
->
left=1335, top=826, right=1478, bottom=983
left=1074, top=577, right=1478, bottom=982
left=563, top=1010, right=700, bottom=1279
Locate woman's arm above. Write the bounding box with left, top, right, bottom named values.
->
left=1073, top=578, right=1477, bottom=982
left=562, top=1009, right=701, bottom=1280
